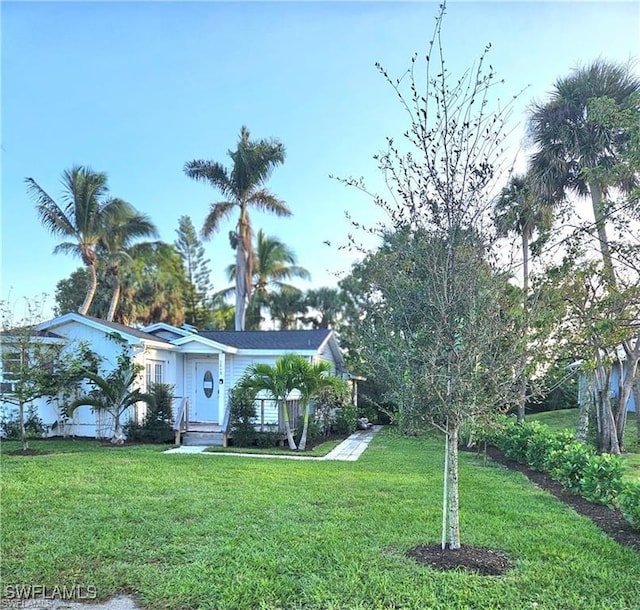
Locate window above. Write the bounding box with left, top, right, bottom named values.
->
left=145, top=361, right=164, bottom=390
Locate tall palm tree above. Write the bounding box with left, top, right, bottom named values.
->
left=184, top=127, right=289, bottom=330
left=98, top=203, right=158, bottom=321
left=225, top=230, right=310, bottom=329
left=25, top=166, right=133, bottom=315
left=528, top=60, right=640, bottom=282
left=494, top=173, right=553, bottom=422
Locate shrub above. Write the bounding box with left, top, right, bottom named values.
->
left=255, top=430, right=281, bottom=448
left=313, top=384, right=350, bottom=436
left=125, top=383, right=174, bottom=443
left=295, top=421, right=321, bottom=446
left=0, top=405, right=46, bottom=440
left=229, top=383, right=257, bottom=447
left=334, top=403, right=358, bottom=435
left=618, top=482, right=640, bottom=530
left=549, top=441, right=596, bottom=493
left=580, top=453, right=625, bottom=506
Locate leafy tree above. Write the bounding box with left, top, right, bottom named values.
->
left=68, top=349, right=154, bottom=443
left=175, top=215, right=213, bottom=328
left=54, top=267, right=110, bottom=317
left=0, top=298, right=91, bottom=450
left=338, top=6, right=522, bottom=549
left=26, top=166, right=136, bottom=315
left=184, top=126, right=289, bottom=330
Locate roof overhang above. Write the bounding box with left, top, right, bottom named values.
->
left=36, top=313, right=177, bottom=351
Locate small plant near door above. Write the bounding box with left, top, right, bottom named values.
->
left=229, top=383, right=257, bottom=447
left=125, top=383, right=174, bottom=443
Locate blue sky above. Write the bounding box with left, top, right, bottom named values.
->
left=1, top=1, right=638, bottom=320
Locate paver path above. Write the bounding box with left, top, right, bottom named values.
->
left=164, top=425, right=382, bottom=461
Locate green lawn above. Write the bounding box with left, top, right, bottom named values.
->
left=531, top=409, right=640, bottom=481
left=2, top=431, right=639, bottom=610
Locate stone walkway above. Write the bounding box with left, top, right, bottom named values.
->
left=164, top=425, right=382, bottom=462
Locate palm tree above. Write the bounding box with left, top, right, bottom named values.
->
left=68, top=354, right=154, bottom=444
left=267, top=287, right=308, bottom=330
left=225, top=230, right=310, bottom=329
left=494, top=173, right=553, bottom=422
left=184, top=127, right=289, bottom=330
left=98, top=203, right=158, bottom=321
left=294, top=359, right=337, bottom=451
left=304, top=287, right=344, bottom=329
left=528, top=60, right=640, bottom=282
left=26, top=166, right=134, bottom=315
left=240, top=353, right=301, bottom=449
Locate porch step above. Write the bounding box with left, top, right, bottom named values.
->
left=182, top=430, right=225, bottom=446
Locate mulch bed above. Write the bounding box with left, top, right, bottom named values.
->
left=405, top=444, right=639, bottom=575
left=483, top=445, right=639, bottom=552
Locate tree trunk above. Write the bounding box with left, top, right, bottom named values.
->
left=633, top=377, right=640, bottom=442
left=234, top=211, right=253, bottom=331
left=281, top=401, right=297, bottom=450
left=298, top=402, right=310, bottom=451
left=589, top=181, right=615, bottom=284
left=79, top=262, right=98, bottom=315
left=516, top=234, right=529, bottom=423
left=615, top=342, right=639, bottom=449
left=576, top=396, right=590, bottom=442
left=446, top=421, right=460, bottom=549
left=19, top=401, right=28, bottom=451
left=594, top=365, right=621, bottom=454
left=106, top=273, right=121, bottom=322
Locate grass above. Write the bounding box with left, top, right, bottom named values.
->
left=531, top=409, right=640, bottom=481
left=204, top=437, right=344, bottom=457
left=2, top=430, right=640, bottom=609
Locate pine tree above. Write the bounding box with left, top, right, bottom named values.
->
left=175, top=215, right=212, bottom=327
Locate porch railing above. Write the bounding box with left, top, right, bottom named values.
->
left=173, top=397, right=189, bottom=446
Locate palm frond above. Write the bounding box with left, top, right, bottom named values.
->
left=202, top=201, right=236, bottom=238
left=247, top=189, right=292, bottom=216
left=184, top=160, right=233, bottom=196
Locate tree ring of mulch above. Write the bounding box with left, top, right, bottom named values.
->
left=406, top=544, right=513, bottom=575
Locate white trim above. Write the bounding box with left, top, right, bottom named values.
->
left=236, top=349, right=319, bottom=357
left=171, top=334, right=238, bottom=353
left=142, top=322, right=193, bottom=337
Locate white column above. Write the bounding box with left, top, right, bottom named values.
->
left=218, top=352, right=226, bottom=423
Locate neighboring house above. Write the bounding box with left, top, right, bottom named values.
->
left=1, top=313, right=349, bottom=443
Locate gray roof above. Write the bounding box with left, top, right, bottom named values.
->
left=198, top=329, right=333, bottom=350
left=80, top=315, right=171, bottom=344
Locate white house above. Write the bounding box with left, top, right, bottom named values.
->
left=1, top=313, right=348, bottom=444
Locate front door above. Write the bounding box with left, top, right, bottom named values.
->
left=194, top=361, right=218, bottom=422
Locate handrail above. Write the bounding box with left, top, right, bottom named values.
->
left=173, top=397, right=189, bottom=446
left=220, top=399, right=232, bottom=448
